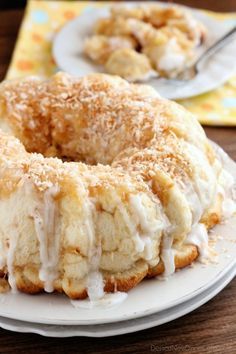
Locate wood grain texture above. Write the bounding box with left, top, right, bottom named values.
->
left=0, top=2, right=235, bottom=353
left=166, top=0, right=236, bottom=11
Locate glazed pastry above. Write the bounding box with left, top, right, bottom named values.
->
left=110, top=4, right=146, bottom=21
left=0, top=73, right=231, bottom=300
left=144, top=5, right=184, bottom=28
left=112, top=4, right=206, bottom=45
left=105, top=48, right=154, bottom=82
left=84, top=4, right=207, bottom=80
left=128, top=19, right=193, bottom=77
left=84, top=35, right=137, bottom=65
left=94, top=17, right=132, bottom=37
left=142, top=36, right=191, bottom=78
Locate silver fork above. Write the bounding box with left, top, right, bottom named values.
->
left=160, top=25, right=236, bottom=84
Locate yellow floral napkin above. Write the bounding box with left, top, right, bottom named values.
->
left=6, top=0, right=236, bottom=125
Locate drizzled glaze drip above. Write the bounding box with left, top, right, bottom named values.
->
left=183, top=182, right=203, bottom=225
left=186, top=223, right=208, bottom=261
left=129, top=194, right=165, bottom=263
left=71, top=291, right=128, bottom=309
left=33, top=185, right=60, bottom=293
left=161, top=234, right=175, bottom=276
left=86, top=246, right=105, bottom=301
left=83, top=197, right=106, bottom=302
left=218, top=169, right=236, bottom=219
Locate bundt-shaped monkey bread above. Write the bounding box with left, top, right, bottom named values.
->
left=0, top=72, right=231, bottom=299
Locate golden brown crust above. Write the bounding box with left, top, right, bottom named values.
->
left=104, top=260, right=149, bottom=293
left=0, top=278, right=10, bottom=293
left=147, top=245, right=198, bottom=278
left=7, top=262, right=149, bottom=299
left=4, top=247, right=197, bottom=298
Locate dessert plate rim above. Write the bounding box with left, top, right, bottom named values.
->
left=0, top=262, right=234, bottom=337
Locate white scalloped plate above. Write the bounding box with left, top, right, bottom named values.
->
left=53, top=2, right=236, bottom=100
left=0, top=263, right=234, bottom=337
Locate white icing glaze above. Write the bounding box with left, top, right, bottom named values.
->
left=158, top=39, right=185, bottom=73
left=129, top=194, right=165, bottom=262
left=186, top=223, right=208, bottom=261
left=130, top=194, right=164, bottom=234
left=219, top=169, right=235, bottom=193
left=86, top=271, right=104, bottom=301
left=134, top=233, right=145, bottom=253
left=129, top=194, right=175, bottom=274
left=86, top=245, right=105, bottom=301
left=161, top=249, right=175, bottom=276
left=184, top=142, right=216, bottom=210
left=181, top=143, right=236, bottom=265
left=83, top=196, right=105, bottom=302
left=158, top=52, right=185, bottom=72
left=183, top=182, right=203, bottom=225
left=33, top=185, right=60, bottom=293
left=133, top=234, right=153, bottom=260
left=84, top=199, right=96, bottom=256
left=70, top=291, right=128, bottom=309
left=161, top=234, right=175, bottom=276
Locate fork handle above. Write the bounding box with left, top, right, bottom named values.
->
left=196, top=25, right=236, bottom=68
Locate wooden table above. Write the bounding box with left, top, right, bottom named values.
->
left=0, top=1, right=235, bottom=353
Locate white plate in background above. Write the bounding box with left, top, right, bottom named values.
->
left=53, top=2, right=236, bottom=100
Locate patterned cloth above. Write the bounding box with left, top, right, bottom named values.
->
left=6, top=0, right=236, bottom=125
